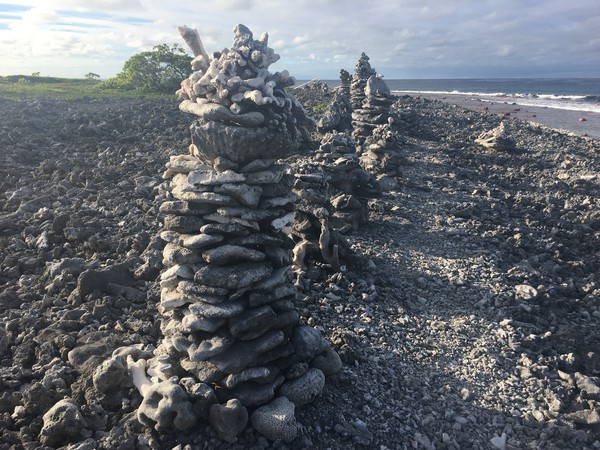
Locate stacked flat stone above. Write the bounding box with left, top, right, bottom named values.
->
left=314, top=132, right=381, bottom=233
left=352, top=75, right=395, bottom=145
left=131, top=24, right=341, bottom=443
left=359, top=117, right=403, bottom=191
left=350, top=52, right=376, bottom=110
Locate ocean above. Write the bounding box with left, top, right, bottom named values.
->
left=386, top=78, right=600, bottom=114
left=306, top=78, right=600, bottom=137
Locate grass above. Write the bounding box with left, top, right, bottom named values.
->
left=0, top=75, right=176, bottom=101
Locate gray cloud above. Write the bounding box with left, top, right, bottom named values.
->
left=1, top=0, right=598, bottom=78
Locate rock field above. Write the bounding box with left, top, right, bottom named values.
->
left=0, top=93, right=599, bottom=449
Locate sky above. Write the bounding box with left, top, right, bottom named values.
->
left=0, top=0, right=598, bottom=80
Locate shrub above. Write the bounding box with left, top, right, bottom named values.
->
left=98, top=44, right=192, bottom=93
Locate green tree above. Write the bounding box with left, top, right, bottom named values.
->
left=31, top=72, right=40, bottom=77
left=85, top=72, right=100, bottom=80
left=99, top=44, right=192, bottom=93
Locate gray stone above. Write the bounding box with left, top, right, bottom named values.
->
left=188, top=333, right=233, bottom=361
left=217, top=206, right=280, bottom=221
left=180, top=378, right=217, bottom=420
left=163, top=243, right=204, bottom=265
left=232, top=375, right=284, bottom=406
left=250, top=396, right=297, bottom=443
left=190, top=120, right=299, bottom=165
left=177, top=280, right=229, bottom=297
left=292, top=326, right=327, bottom=360
left=188, top=300, right=245, bottom=319
left=177, top=191, right=235, bottom=205
left=180, top=233, right=224, bottom=249
left=180, top=100, right=265, bottom=127
left=364, top=75, right=391, bottom=97
left=279, top=368, right=325, bottom=406
left=240, top=159, right=275, bottom=173
left=187, top=169, right=246, bottom=185
left=182, top=311, right=227, bottom=333
left=259, top=193, right=297, bottom=209
left=311, top=346, right=342, bottom=375
left=180, top=358, right=224, bottom=384
left=245, top=166, right=285, bottom=185
left=229, top=233, right=284, bottom=247
left=222, top=366, right=278, bottom=388
left=160, top=200, right=216, bottom=216
left=202, top=244, right=266, bottom=266
left=202, top=214, right=260, bottom=231
left=209, top=399, right=248, bottom=443
left=200, top=222, right=252, bottom=236
left=210, top=330, right=285, bottom=373
left=194, top=262, right=273, bottom=289
left=254, top=267, right=292, bottom=291
left=93, top=356, right=128, bottom=392
left=39, top=399, right=87, bottom=447
left=214, top=183, right=262, bottom=207
left=229, top=305, right=277, bottom=339
left=163, top=215, right=206, bottom=233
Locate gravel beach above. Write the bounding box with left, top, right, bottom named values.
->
left=0, top=94, right=599, bottom=449
left=397, top=92, right=600, bottom=139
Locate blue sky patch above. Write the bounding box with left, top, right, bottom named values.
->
left=120, top=17, right=152, bottom=24
left=51, top=21, right=111, bottom=29
left=57, top=10, right=152, bottom=25
left=0, top=3, right=29, bottom=13
left=0, top=22, right=8, bottom=29
left=0, top=13, right=18, bottom=19
left=58, top=10, right=113, bottom=20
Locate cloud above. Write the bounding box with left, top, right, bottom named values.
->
left=0, top=0, right=599, bottom=79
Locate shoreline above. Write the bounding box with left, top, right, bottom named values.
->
left=394, top=91, right=600, bottom=139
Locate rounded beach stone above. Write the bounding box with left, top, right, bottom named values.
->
left=310, top=346, right=343, bottom=375
left=250, top=396, right=297, bottom=443
left=39, top=399, right=87, bottom=446
left=278, top=368, right=325, bottom=406
left=292, top=326, right=327, bottom=360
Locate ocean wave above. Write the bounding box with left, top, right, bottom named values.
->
left=392, top=90, right=600, bottom=113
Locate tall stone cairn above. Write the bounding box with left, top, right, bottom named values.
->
left=349, top=52, right=376, bottom=110
left=133, top=24, right=342, bottom=443
left=351, top=75, right=395, bottom=145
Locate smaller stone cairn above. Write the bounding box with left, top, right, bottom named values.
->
left=359, top=117, right=404, bottom=191
left=314, top=132, right=381, bottom=232
left=290, top=164, right=350, bottom=279
left=352, top=74, right=395, bottom=145
left=123, top=24, right=341, bottom=444
left=337, top=68, right=352, bottom=99
left=317, top=70, right=353, bottom=134
left=350, top=52, right=376, bottom=110
left=475, top=121, right=517, bottom=151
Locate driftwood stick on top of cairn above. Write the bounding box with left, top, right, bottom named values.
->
left=125, top=23, right=342, bottom=444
